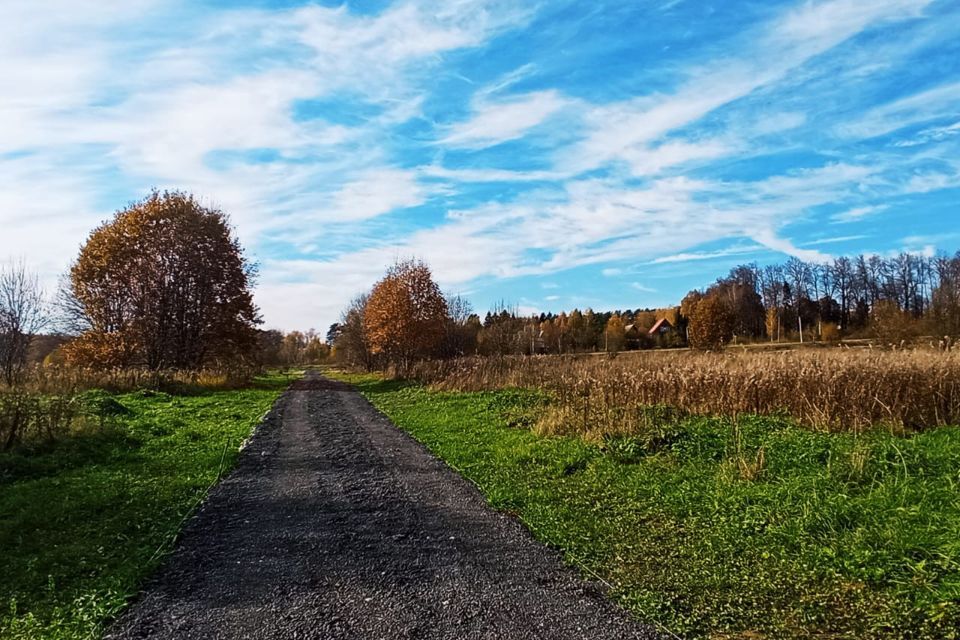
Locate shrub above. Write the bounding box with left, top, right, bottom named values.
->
left=820, top=322, right=841, bottom=342
left=0, top=391, right=85, bottom=451
left=688, top=296, right=735, bottom=350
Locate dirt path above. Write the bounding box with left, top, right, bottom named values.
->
left=107, top=372, right=661, bottom=639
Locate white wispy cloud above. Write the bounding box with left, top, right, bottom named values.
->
left=832, top=205, right=887, bottom=223
left=0, top=0, right=536, bottom=327
left=439, top=90, right=569, bottom=148
left=3, top=0, right=958, bottom=330
left=840, top=81, right=960, bottom=139
left=903, top=170, right=960, bottom=194
left=322, top=169, right=429, bottom=222
left=649, top=246, right=764, bottom=264
left=562, top=0, right=933, bottom=175
left=751, top=229, right=832, bottom=263
left=803, top=234, right=870, bottom=246
left=895, top=121, right=960, bottom=147
left=752, top=111, right=808, bottom=135
left=419, top=165, right=561, bottom=182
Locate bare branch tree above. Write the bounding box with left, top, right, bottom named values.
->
left=0, top=261, right=47, bottom=385
left=52, top=270, right=91, bottom=336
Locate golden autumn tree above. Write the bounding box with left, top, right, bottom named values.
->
left=363, top=259, right=448, bottom=371
left=604, top=314, right=626, bottom=353
left=765, top=307, right=780, bottom=342
left=687, top=294, right=735, bottom=350
left=63, top=190, right=260, bottom=369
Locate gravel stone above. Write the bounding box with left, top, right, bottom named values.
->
left=106, top=372, right=663, bottom=639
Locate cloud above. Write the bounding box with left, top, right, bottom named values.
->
left=804, top=234, right=869, bottom=246
left=3, top=0, right=959, bottom=331
left=751, top=229, right=832, bottom=263
left=0, top=152, right=108, bottom=276
left=903, top=170, right=960, bottom=194
left=752, top=111, right=808, bottom=135
left=0, top=0, right=536, bottom=321
left=619, top=138, right=732, bottom=176
left=322, top=169, right=428, bottom=222
left=832, top=205, right=887, bottom=223
left=562, top=0, right=933, bottom=175
left=439, top=90, right=569, bottom=148
left=296, top=159, right=872, bottom=326
left=839, top=81, right=960, bottom=140
left=895, top=121, right=960, bottom=147
left=773, top=0, right=928, bottom=47
left=650, top=246, right=763, bottom=264
left=420, top=165, right=561, bottom=182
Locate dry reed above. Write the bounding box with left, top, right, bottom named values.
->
left=0, top=365, right=255, bottom=451
left=407, top=349, right=960, bottom=434
left=5, top=365, right=253, bottom=395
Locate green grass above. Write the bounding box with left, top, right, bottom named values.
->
left=336, top=372, right=960, bottom=639
left=0, top=373, right=292, bottom=640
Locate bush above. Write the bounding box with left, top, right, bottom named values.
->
left=0, top=392, right=84, bottom=451
left=688, top=296, right=735, bottom=350
left=820, top=322, right=841, bottom=342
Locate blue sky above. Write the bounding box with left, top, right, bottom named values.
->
left=2, top=0, right=959, bottom=331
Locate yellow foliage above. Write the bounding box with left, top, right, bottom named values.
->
left=363, top=259, right=447, bottom=369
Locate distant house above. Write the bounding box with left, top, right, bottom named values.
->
left=624, top=323, right=641, bottom=348
left=648, top=318, right=673, bottom=336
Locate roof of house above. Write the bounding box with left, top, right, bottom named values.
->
left=648, top=318, right=673, bottom=335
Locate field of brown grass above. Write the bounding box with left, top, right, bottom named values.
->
left=409, top=348, right=960, bottom=434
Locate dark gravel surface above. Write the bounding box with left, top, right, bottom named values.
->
left=107, top=372, right=662, bottom=639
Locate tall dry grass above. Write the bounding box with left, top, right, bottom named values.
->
left=0, top=365, right=256, bottom=451
left=12, top=365, right=254, bottom=395
left=408, top=349, right=960, bottom=434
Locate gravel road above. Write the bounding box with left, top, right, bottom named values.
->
left=107, top=372, right=662, bottom=639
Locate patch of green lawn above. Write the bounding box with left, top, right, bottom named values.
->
left=0, top=373, right=292, bottom=640
left=338, top=373, right=960, bottom=639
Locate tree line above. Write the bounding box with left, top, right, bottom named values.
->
left=257, top=329, right=330, bottom=367
left=682, top=253, right=960, bottom=348
left=5, top=187, right=960, bottom=384
left=332, top=250, right=960, bottom=367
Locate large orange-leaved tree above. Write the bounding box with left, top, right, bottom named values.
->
left=64, top=190, right=260, bottom=369
left=363, top=259, right=447, bottom=372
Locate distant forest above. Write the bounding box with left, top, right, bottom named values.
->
left=332, top=250, right=960, bottom=362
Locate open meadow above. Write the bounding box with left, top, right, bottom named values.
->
left=333, top=346, right=960, bottom=638
left=0, top=371, right=292, bottom=640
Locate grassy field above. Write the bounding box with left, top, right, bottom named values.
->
left=0, top=373, right=291, bottom=640
left=409, top=350, right=960, bottom=433
left=335, top=372, right=960, bottom=639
